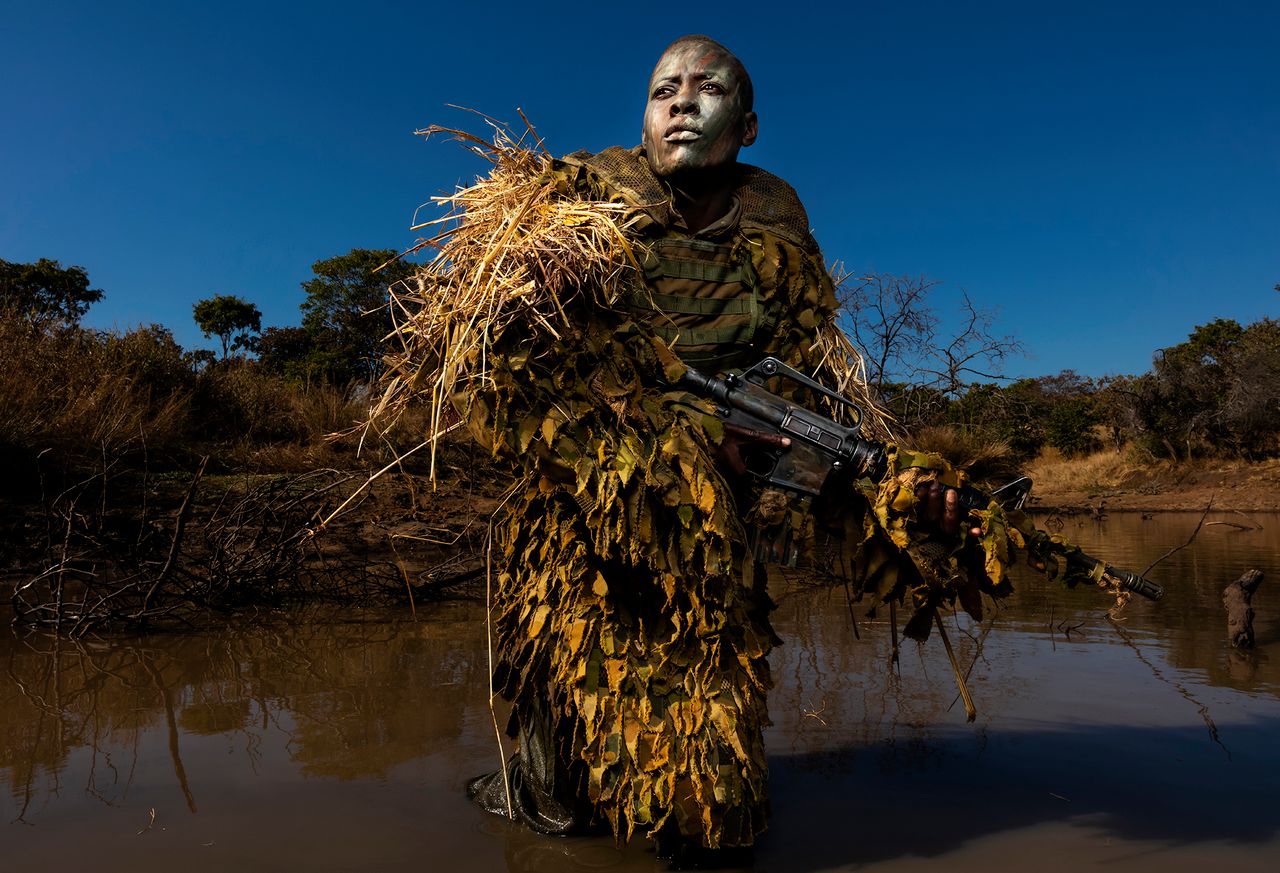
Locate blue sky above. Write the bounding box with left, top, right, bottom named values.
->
left=2, top=1, right=1276, bottom=379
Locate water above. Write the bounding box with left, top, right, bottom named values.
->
left=3, top=511, right=1279, bottom=871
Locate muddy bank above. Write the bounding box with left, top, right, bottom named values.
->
left=0, top=438, right=508, bottom=633
left=5, top=438, right=1275, bottom=636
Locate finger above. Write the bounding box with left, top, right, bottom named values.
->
left=714, top=437, right=748, bottom=476
left=914, top=482, right=929, bottom=516
left=919, top=481, right=942, bottom=526
left=943, top=486, right=960, bottom=535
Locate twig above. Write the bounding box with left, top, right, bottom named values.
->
left=1142, top=496, right=1214, bottom=577
left=841, top=578, right=861, bottom=640
left=935, top=611, right=976, bottom=722
left=888, top=599, right=900, bottom=670
left=1203, top=521, right=1254, bottom=531
left=1108, top=617, right=1230, bottom=759
left=948, top=619, right=993, bottom=713
left=484, top=518, right=514, bottom=820
left=136, top=807, right=157, bottom=835
left=137, top=456, right=207, bottom=617
left=801, top=700, right=828, bottom=726
left=313, top=440, right=432, bottom=533
left=389, top=538, right=417, bottom=621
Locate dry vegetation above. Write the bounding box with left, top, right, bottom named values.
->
left=1026, top=448, right=1280, bottom=511
left=375, top=123, right=645, bottom=479
left=1026, top=447, right=1139, bottom=495
left=0, top=311, right=509, bottom=633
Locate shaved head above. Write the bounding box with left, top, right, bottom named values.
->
left=652, top=35, right=754, bottom=113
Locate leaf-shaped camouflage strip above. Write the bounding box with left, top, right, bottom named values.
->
left=846, top=444, right=1129, bottom=642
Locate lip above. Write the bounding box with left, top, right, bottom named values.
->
left=664, top=128, right=701, bottom=143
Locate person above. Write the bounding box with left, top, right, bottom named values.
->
left=462, top=34, right=857, bottom=855
left=394, top=33, right=1132, bottom=860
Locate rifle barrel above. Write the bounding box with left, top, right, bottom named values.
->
left=1069, top=552, right=1165, bottom=601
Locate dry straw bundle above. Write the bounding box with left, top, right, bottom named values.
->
left=370, top=120, right=649, bottom=479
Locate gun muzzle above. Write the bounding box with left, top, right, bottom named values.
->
left=1100, top=564, right=1165, bottom=601
left=1068, top=552, right=1164, bottom=601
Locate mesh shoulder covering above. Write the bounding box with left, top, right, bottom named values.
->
left=562, top=145, right=819, bottom=252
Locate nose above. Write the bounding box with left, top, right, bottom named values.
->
left=670, top=86, right=699, bottom=115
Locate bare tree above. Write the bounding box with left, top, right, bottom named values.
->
left=924, top=291, right=1023, bottom=395
left=837, top=273, right=939, bottom=390
left=836, top=272, right=1023, bottom=396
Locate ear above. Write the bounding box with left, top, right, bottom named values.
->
left=741, top=111, right=758, bottom=147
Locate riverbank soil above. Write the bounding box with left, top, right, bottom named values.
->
left=1025, top=452, right=1280, bottom=512
left=0, top=434, right=510, bottom=627
left=4, top=439, right=1276, bottom=633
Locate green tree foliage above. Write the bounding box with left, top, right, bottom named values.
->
left=255, top=325, right=350, bottom=385
left=298, top=249, right=416, bottom=382
left=0, top=258, right=103, bottom=324
left=1117, top=317, right=1280, bottom=459
left=938, top=370, right=1100, bottom=462
left=945, top=379, right=1043, bottom=460
left=255, top=326, right=312, bottom=375
left=1044, top=396, right=1102, bottom=457
left=193, top=294, right=262, bottom=359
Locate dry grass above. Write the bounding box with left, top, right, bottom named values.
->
left=811, top=318, right=893, bottom=440
left=372, top=120, right=647, bottom=479
left=1025, top=447, right=1144, bottom=494
left=906, top=424, right=1019, bottom=483
left=0, top=311, right=413, bottom=478
left=0, top=314, right=188, bottom=467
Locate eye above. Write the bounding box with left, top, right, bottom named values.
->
left=701, top=82, right=725, bottom=95
left=652, top=84, right=675, bottom=99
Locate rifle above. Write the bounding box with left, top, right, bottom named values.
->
left=678, top=356, right=1164, bottom=601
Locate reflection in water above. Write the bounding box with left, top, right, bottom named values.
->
left=3, top=513, right=1279, bottom=872
left=2, top=605, right=485, bottom=820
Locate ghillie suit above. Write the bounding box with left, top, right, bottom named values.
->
left=375, top=125, right=1130, bottom=849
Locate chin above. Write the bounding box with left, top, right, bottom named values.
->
left=652, top=154, right=710, bottom=178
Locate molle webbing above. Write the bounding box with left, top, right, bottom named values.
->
left=628, top=237, right=775, bottom=374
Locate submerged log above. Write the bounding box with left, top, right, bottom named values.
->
left=1223, top=569, right=1264, bottom=649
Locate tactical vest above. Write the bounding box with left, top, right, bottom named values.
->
left=628, top=235, right=774, bottom=375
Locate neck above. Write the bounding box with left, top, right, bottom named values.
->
left=665, top=165, right=737, bottom=234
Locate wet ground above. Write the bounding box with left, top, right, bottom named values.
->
left=3, top=511, right=1278, bottom=871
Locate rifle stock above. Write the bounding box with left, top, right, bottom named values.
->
left=679, top=357, right=1164, bottom=601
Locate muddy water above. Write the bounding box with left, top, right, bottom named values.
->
left=3, top=511, right=1279, bottom=872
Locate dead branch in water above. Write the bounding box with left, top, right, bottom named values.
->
left=1204, top=510, right=1263, bottom=532
left=1141, top=497, right=1214, bottom=578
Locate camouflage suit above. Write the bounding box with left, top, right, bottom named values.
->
left=464, top=144, right=843, bottom=850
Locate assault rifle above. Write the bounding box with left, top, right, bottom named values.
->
left=678, top=357, right=1164, bottom=601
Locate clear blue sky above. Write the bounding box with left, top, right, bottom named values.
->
left=3, top=1, right=1276, bottom=379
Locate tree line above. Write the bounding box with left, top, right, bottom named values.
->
left=185, top=248, right=417, bottom=383
left=840, top=274, right=1279, bottom=464
left=2, top=255, right=1276, bottom=475
left=0, top=249, right=415, bottom=383
left=0, top=249, right=418, bottom=482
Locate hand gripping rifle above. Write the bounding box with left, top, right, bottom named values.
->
left=678, top=356, right=1164, bottom=601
